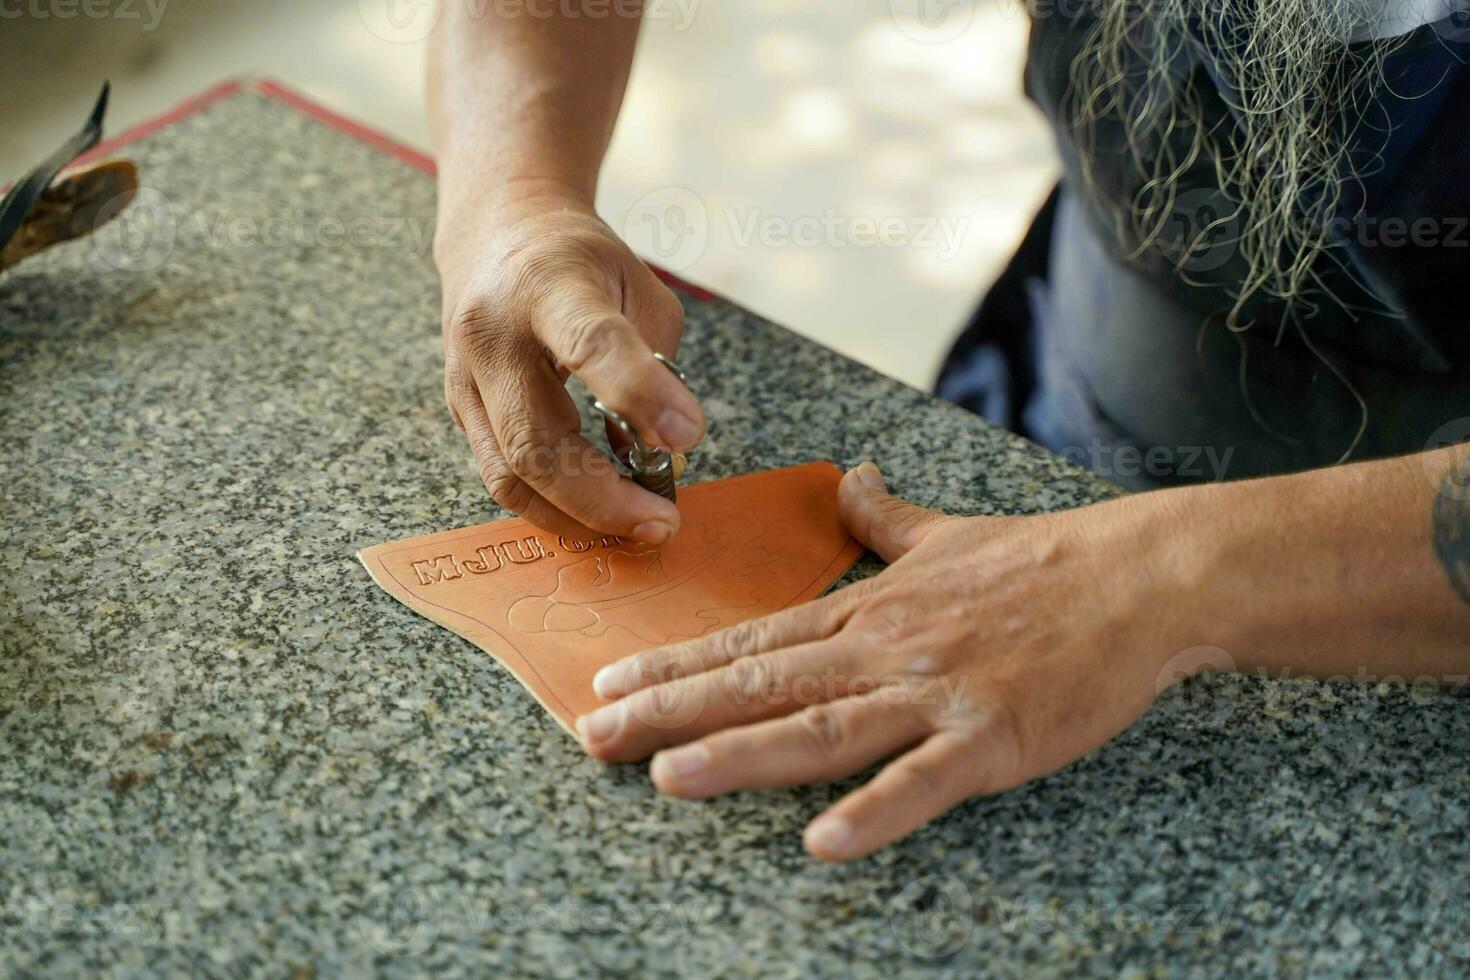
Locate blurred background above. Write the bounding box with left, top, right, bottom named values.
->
left=0, top=0, right=1057, bottom=389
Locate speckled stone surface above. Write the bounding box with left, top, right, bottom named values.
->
left=3, top=85, right=1469, bottom=978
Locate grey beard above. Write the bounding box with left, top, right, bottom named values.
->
left=1066, top=0, right=1408, bottom=328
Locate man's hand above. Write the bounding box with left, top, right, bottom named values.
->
left=575, top=463, right=1197, bottom=860
left=435, top=190, right=705, bottom=543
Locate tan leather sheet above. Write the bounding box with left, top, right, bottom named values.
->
left=358, top=461, right=865, bottom=734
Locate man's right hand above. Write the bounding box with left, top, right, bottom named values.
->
left=434, top=189, right=705, bottom=544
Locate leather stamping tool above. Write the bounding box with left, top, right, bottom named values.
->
left=594, top=353, right=692, bottom=503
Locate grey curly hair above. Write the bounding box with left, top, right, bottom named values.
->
left=1067, top=0, right=1416, bottom=330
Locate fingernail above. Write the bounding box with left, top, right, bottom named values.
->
left=653, top=745, right=709, bottom=782
left=632, top=520, right=676, bottom=545
left=854, top=461, right=886, bottom=491
left=593, top=661, right=632, bottom=699
left=657, top=409, right=702, bottom=450
left=804, top=816, right=854, bottom=858
left=576, top=702, right=625, bottom=745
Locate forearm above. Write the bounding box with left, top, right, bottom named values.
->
left=427, top=2, right=642, bottom=221
left=1163, top=444, right=1470, bottom=681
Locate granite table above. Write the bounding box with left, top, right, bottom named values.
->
left=3, top=79, right=1469, bottom=979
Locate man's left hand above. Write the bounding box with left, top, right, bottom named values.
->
left=577, top=463, right=1202, bottom=861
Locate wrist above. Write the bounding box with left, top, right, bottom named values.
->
left=1132, top=459, right=1462, bottom=683
left=1095, top=484, right=1248, bottom=683
left=432, top=174, right=599, bottom=279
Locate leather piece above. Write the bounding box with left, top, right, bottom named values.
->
left=358, top=462, right=864, bottom=733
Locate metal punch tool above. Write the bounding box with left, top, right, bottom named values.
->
left=594, top=353, right=691, bottom=503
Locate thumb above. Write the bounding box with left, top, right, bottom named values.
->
left=838, top=463, right=949, bottom=563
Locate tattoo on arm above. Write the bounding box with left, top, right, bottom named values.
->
left=1433, top=457, right=1470, bottom=605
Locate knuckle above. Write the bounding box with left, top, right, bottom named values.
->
left=481, top=463, right=534, bottom=514
left=558, top=313, right=625, bottom=374
left=727, top=655, right=780, bottom=706
left=501, top=419, right=559, bottom=484
left=449, top=301, right=506, bottom=345
left=714, top=619, right=765, bottom=665
left=977, top=698, right=1026, bottom=782
left=855, top=602, right=917, bottom=647
left=634, top=649, right=686, bottom=686
left=795, top=704, right=849, bottom=760
left=892, top=755, right=948, bottom=799
left=943, top=691, right=1026, bottom=789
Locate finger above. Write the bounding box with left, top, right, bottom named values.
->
left=804, top=729, right=992, bottom=862
left=473, top=353, right=682, bottom=542
left=591, top=594, right=853, bottom=700
left=648, top=688, right=932, bottom=799
left=530, top=278, right=704, bottom=451
left=838, top=463, right=953, bottom=563
left=452, top=383, right=591, bottom=537
left=578, top=636, right=884, bottom=763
